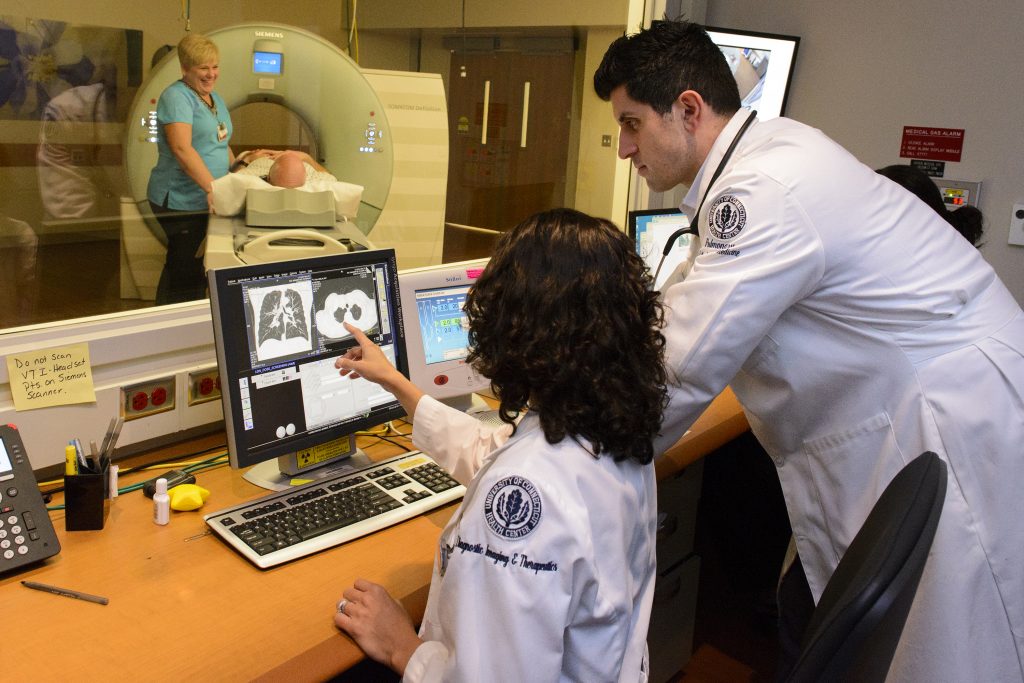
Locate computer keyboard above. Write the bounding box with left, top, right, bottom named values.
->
left=204, top=451, right=465, bottom=569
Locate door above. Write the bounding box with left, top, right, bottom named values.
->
left=445, top=47, right=574, bottom=232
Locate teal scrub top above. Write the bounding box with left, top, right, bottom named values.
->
left=146, top=80, right=232, bottom=211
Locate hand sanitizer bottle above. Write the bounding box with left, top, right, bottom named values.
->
left=153, top=477, right=170, bottom=525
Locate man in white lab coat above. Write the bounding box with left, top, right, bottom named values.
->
left=595, top=19, right=1024, bottom=681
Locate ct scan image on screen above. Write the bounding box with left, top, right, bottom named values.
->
left=246, top=280, right=314, bottom=362
left=313, top=272, right=379, bottom=341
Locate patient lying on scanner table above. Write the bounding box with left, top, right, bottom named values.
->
left=210, top=149, right=363, bottom=221
left=231, top=149, right=336, bottom=186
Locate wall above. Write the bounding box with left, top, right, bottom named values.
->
left=707, top=0, right=1024, bottom=304
left=2, top=1, right=349, bottom=71
left=356, top=0, right=629, bottom=31
left=575, top=27, right=633, bottom=225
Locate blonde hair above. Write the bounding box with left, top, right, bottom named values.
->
left=177, top=33, right=219, bottom=70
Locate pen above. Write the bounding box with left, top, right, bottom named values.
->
left=21, top=580, right=109, bottom=606
left=89, top=440, right=100, bottom=472
left=104, top=417, right=124, bottom=460
left=98, top=417, right=117, bottom=460
left=72, top=439, right=89, bottom=473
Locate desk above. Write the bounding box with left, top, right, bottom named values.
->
left=657, top=387, right=749, bottom=479
left=3, top=390, right=746, bottom=682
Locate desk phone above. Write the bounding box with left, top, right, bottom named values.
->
left=0, top=424, right=60, bottom=573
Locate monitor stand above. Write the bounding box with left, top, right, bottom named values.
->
left=243, top=434, right=371, bottom=492
left=443, top=392, right=504, bottom=426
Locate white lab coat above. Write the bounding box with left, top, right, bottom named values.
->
left=404, top=396, right=657, bottom=682
left=655, top=111, right=1024, bottom=681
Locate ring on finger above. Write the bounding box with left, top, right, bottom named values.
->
left=337, top=598, right=348, bottom=614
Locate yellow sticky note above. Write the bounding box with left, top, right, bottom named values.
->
left=5, top=342, right=96, bottom=411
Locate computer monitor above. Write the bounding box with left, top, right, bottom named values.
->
left=707, top=26, right=800, bottom=120
left=628, top=208, right=692, bottom=290
left=398, top=258, right=493, bottom=414
left=208, top=249, right=408, bottom=490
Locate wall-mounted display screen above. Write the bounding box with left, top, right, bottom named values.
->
left=707, top=27, right=800, bottom=120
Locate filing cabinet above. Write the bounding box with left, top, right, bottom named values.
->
left=649, top=459, right=704, bottom=683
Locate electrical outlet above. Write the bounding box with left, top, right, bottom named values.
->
left=188, top=367, right=222, bottom=406
left=121, top=376, right=176, bottom=420
left=1009, top=202, right=1024, bottom=247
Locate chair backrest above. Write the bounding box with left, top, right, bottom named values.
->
left=786, top=451, right=947, bottom=683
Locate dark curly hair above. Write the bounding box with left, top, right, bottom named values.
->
left=465, top=208, right=667, bottom=464
left=593, top=19, right=741, bottom=116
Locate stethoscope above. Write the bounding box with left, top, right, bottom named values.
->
left=652, top=109, right=758, bottom=285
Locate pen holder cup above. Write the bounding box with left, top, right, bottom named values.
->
left=64, top=462, right=109, bottom=531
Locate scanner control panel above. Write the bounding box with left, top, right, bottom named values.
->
left=0, top=425, right=60, bottom=573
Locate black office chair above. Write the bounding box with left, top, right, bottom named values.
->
left=786, top=451, right=947, bottom=683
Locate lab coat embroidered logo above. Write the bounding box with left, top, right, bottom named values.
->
left=708, top=195, right=747, bottom=240
left=483, top=476, right=542, bottom=540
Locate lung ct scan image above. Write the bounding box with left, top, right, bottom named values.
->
left=248, top=281, right=314, bottom=362
left=313, top=273, right=379, bottom=341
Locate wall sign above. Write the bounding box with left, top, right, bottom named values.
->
left=910, top=159, right=945, bottom=177
left=900, top=126, right=965, bottom=162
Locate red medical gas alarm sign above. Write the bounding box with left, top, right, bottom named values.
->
left=899, top=126, right=965, bottom=162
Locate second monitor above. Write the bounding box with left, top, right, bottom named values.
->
left=398, top=258, right=493, bottom=414
left=628, top=208, right=692, bottom=290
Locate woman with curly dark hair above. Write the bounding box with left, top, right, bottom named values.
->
left=332, top=208, right=667, bottom=682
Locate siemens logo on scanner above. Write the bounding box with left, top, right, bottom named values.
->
left=254, top=31, right=284, bottom=38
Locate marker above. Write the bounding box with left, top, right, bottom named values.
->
left=64, top=445, right=78, bottom=476
left=21, top=580, right=109, bottom=606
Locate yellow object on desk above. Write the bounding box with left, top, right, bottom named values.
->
left=169, top=483, right=211, bottom=511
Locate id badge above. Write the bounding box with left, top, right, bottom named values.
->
left=217, top=122, right=228, bottom=141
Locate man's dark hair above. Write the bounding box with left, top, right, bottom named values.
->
left=594, top=19, right=741, bottom=115
left=465, top=208, right=667, bottom=465
left=876, top=164, right=985, bottom=247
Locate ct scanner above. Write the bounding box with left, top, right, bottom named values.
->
left=119, top=22, right=450, bottom=298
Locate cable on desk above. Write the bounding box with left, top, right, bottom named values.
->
left=369, top=434, right=415, bottom=452
left=114, top=452, right=229, bottom=497
left=37, top=442, right=228, bottom=494
left=44, top=451, right=230, bottom=511
left=356, top=420, right=410, bottom=438
left=116, top=442, right=228, bottom=476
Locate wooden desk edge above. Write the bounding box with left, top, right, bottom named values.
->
left=655, top=388, right=749, bottom=480
left=256, top=582, right=432, bottom=681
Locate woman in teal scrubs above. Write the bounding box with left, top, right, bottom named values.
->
left=147, top=32, right=234, bottom=304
